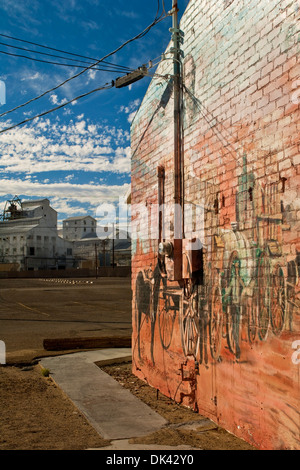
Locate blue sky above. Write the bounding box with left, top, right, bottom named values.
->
left=0, top=0, right=189, bottom=229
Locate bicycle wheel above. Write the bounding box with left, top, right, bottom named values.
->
left=257, top=252, right=270, bottom=340
left=180, top=283, right=200, bottom=358
left=209, top=284, right=223, bottom=360
left=270, top=264, right=286, bottom=335
left=247, top=290, right=258, bottom=343
left=226, top=252, right=242, bottom=358
left=158, top=292, right=177, bottom=350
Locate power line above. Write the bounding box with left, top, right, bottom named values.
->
left=0, top=34, right=135, bottom=71
left=0, top=5, right=169, bottom=119
left=0, top=34, right=121, bottom=65
left=0, top=82, right=114, bottom=135
left=0, top=39, right=134, bottom=71
left=0, top=60, right=168, bottom=134
left=183, top=85, right=245, bottom=168
left=0, top=49, right=135, bottom=73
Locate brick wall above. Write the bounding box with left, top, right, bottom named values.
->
left=131, top=0, right=300, bottom=450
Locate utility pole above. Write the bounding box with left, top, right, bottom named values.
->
left=171, top=0, right=184, bottom=279
left=95, top=243, right=98, bottom=278
left=112, top=223, right=115, bottom=269
left=171, top=0, right=182, bottom=219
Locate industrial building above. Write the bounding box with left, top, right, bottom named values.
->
left=62, top=216, right=131, bottom=269
left=0, top=199, right=131, bottom=272
left=62, top=215, right=97, bottom=241
left=0, top=197, right=74, bottom=271
left=131, top=0, right=300, bottom=450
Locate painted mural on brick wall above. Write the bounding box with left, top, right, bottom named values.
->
left=134, top=157, right=300, bottom=365
left=132, top=156, right=300, bottom=449
left=131, top=0, right=300, bottom=450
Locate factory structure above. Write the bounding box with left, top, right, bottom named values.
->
left=0, top=196, right=131, bottom=271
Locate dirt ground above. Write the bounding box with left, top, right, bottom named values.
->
left=0, top=277, right=255, bottom=450
left=101, top=362, right=256, bottom=451
left=0, top=363, right=110, bottom=450
left=0, top=360, right=255, bottom=450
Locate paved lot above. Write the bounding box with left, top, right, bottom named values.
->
left=0, top=277, right=132, bottom=363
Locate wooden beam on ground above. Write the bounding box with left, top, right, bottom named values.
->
left=43, top=336, right=131, bottom=351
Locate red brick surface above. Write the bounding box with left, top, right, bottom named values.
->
left=131, top=0, right=300, bottom=450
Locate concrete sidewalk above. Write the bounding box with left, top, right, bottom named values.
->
left=40, top=349, right=199, bottom=451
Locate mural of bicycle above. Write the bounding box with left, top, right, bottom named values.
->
left=134, top=158, right=299, bottom=365
left=135, top=252, right=201, bottom=364
left=207, top=158, right=300, bottom=361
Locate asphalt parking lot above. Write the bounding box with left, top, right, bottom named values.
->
left=0, top=277, right=132, bottom=364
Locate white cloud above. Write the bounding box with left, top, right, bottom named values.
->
left=87, top=69, right=97, bottom=81
left=0, top=178, right=130, bottom=207
left=119, top=99, right=141, bottom=115
left=0, top=116, right=131, bottom=221
left=50, top=94, right=59, bottom=105
left=50, top=94, right=68, bottom=106
left=21, top=72, right=41, bottom=82
left=0, top=118, right=131, bottom=174
left=127, top=111, right=137, bottom=123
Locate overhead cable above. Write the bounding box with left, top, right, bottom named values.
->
left=0, top=38, right=134, bottom=71
left=0, top=5, right=169, bottom=119
left=0, top=82, right=113, bottom=135
left=0, top=49, right=135, bottom=73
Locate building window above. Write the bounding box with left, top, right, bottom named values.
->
left=67, top=248, right=72, bottom=256
left=29, top=247, right=35, bottom=256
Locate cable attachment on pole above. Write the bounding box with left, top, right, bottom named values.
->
left=169, top=27, right=185, bottom=45
left=114, top=65, right=148, bottom=88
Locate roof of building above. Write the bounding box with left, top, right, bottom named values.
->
left=0, top=224, right=38, bottom=236
left=23, top=205, right=43, bottom=211
left=80, top=232, right=98, bottom=240
left=63, top=216, right=96, bottom=222
left=22, top=198, right=50, bottom=205
left=0, top=216, right=42, bottom=226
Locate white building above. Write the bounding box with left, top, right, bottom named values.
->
left=61, top=214, right=131, bottom=268
left=62, top=216, right=97, bottom=241
left=0, top=198, right=74, bottom=271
